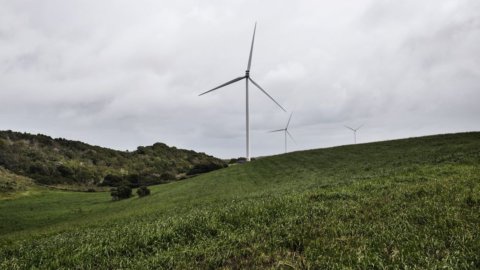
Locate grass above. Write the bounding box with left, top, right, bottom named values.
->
left=0, top=167, right=34, bottom=200
left=0, top=132, right=479, bottom=269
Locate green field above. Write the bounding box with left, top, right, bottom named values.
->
left=1, top=132, right=479, bottom=269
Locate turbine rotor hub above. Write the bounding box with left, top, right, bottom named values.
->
left=245, top=70, right=250, bottom=77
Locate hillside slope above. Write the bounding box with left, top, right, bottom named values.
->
left=0, top=132, right=479, bottom=269
left=0, top=130, right=226, bottom=187
left=0, top=167, right=33, bottom=196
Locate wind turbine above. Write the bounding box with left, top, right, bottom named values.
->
left=199, top=23, right=286, bottom=162
left=269, top=113, right=295, bottom=153
left=344, top=124, right=363, bottom=144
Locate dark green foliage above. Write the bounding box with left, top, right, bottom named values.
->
left=101, top=174, right=166, bottom=188
left=0, top=130, right=226, bottom=186
left=228, top=157, right=252, bottom=164
left=229, top=157, right=247, bottom=164
left=126, top=174, right=141, bottom=187
left=57, top=165, right=74, bottom=177
left=101, top=174, right=124, bottom=187
left=187, top=161, right=227, bottom=175
left=28, top=163, right=49, bottom=175
left=110, top=184, right=132, bottom=200
left=136, top=186, right=150, bottom=197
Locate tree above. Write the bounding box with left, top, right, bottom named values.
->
left=136, top=186, right=150, bottom=197
left=126, top=174, right=141, bottom=187
left=110, top=184, right=132, bottom=200
left=57, top=164, right=74, bottom=177
left=102, top=174, right=124, bottom=187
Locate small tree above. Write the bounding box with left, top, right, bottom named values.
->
left=137, top=186, right=151, bottom=197
left=111, top=184, right=132, bottom=200
left=57, top=164, right=74, bottom=177
left=102, top=174, right=124, bottom=187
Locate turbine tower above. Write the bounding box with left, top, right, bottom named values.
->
left=270, top=113, right=295, bottom=153
left=199, top=23, right=286, bottom=161
left=344, top=124, right=363, bottom=144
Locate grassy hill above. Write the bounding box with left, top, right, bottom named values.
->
left=0, top=167, right=34, bottom=198
left=0, top=130, right=226, bottom=188
left=0, top=132, right=479, bottom=269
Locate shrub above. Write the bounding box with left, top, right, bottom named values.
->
left=29, top=163, right=49, bottom=175
left=137, top=186, right=151, bottom=197
left=187, top=162, right=227, bottom=175
left=57, top=165, right=74, bottom=177
left=237, top=157, right=247, bottom=163
left=102, top=174, right=124, bottom=187
left=110, top=184, right=132, bottom=200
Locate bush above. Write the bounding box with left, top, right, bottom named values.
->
left=57, top=165, right=74, bottom=177
left=101, top=174, right=124, bottom=187
left=29, top=163, right=49, bottom=175
left=187, top=162, right=227, bottom=175
left=110, top=184, right=132, bottom=200
left=137, top=186, right=151, bottom=197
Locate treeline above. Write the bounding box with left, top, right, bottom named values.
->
left=0, top=130, right=226, bottom=187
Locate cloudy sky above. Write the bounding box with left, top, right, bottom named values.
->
left=1, top=0, right=479, bottom=158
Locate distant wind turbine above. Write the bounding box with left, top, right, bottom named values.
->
left=344, top=124, right=363, bottom=144
left=199, top=23, right=286, bottom=161
left=270, top=113, right=295, bottom=153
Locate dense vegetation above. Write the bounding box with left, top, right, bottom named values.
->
left=0, top=132, right=479, bottom=269
left=110, top=184, right=133, bottom=200
left=0, top=130, right=226, bottom=187
left=136, top=186, right=151, bottom=197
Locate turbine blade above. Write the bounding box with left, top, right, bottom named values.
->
left=247, top=22, right=257, bottom=71
left=356, top=124, right=364, bottom=130
left=286, top=112, right=293, bottom=129
left=199, top=76, right=246, bottom=96
left=268, top=128, right=285, bottom=133
left=249, top=78, right=287, bottom=112
left=344, top=125, right=355, bottom=131
left=287, top=130, right=296, bottom=144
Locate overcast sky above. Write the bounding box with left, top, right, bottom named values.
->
left=1, top=0, right=479, bottom=158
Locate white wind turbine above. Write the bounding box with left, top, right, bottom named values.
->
left=344, top=124, right=363, bottom=144
left=269, top=113, right=295, bottom=153
left=199, top=23, right=286, bottom=162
